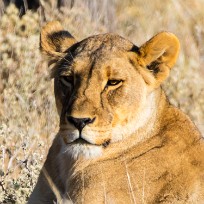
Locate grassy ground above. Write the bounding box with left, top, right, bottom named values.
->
left=0, top=1, right=204, bottom=203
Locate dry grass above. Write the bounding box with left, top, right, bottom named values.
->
left=0, top=1, right=204, bottom=203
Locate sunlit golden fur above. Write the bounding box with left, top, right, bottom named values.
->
left=28, top=21, right=204, bottom=204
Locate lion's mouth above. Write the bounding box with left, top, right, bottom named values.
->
left=60, top=128, right=111, bottom=147
left=68, top=137, right=111, bottom=148
left=72, top=138, right=90, bottom=144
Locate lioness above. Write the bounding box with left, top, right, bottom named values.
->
left=28, top=21, right=204, bottom=204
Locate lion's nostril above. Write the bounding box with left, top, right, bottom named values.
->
left=67, top=116, right=95, bottom=131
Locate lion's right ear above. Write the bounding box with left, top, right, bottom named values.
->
left=137, top=32, right=180, bottom=88
left=40, top=21, right=77, bottom=60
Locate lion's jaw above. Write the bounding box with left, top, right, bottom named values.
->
left=58, top=91, right=158, bottom=160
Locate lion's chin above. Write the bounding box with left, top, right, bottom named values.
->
left=61, top=141, right=103, bottom=160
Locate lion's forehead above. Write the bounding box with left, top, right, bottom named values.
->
left=58, top=34, right=139, bottom=76
left=68, top=33, right=135, bottom=57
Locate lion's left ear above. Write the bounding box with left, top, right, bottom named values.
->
left=40, top=21, right=77, bottom=60
left=138, top=32, right=180, bottom=87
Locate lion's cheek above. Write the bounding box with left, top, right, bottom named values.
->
left=108, top=87, right=146, bottom=128
left=111, top=109, right=129, bottom=127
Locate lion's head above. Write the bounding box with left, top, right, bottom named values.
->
left=40, top=21, right=180, bottom=159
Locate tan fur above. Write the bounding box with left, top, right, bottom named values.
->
left=40, top=21, right=77, bottom=59
left=28, top=21, right=204, bottom=204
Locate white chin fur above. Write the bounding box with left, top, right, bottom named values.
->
left=59, top=127, right=103, bottom=159
left=60, top=140, right=103, bottom=160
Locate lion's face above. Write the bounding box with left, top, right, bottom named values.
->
left=40, top=21, right=179, bottom=159
left=56, top=47, right=149, bottom=146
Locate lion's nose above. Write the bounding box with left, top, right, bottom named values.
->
left=67, top=116, right=95, bottom=132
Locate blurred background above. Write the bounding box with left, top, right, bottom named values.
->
left=0, top=0, right=204, bottom=203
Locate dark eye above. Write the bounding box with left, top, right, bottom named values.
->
left=107, top=80, right=122, bottom=86
left=60, top=76, right=73, bottom=87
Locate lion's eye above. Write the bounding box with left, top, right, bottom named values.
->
left=60, top=76, right=73, bottom=87
left=107, top=80, right=122, bottom=86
